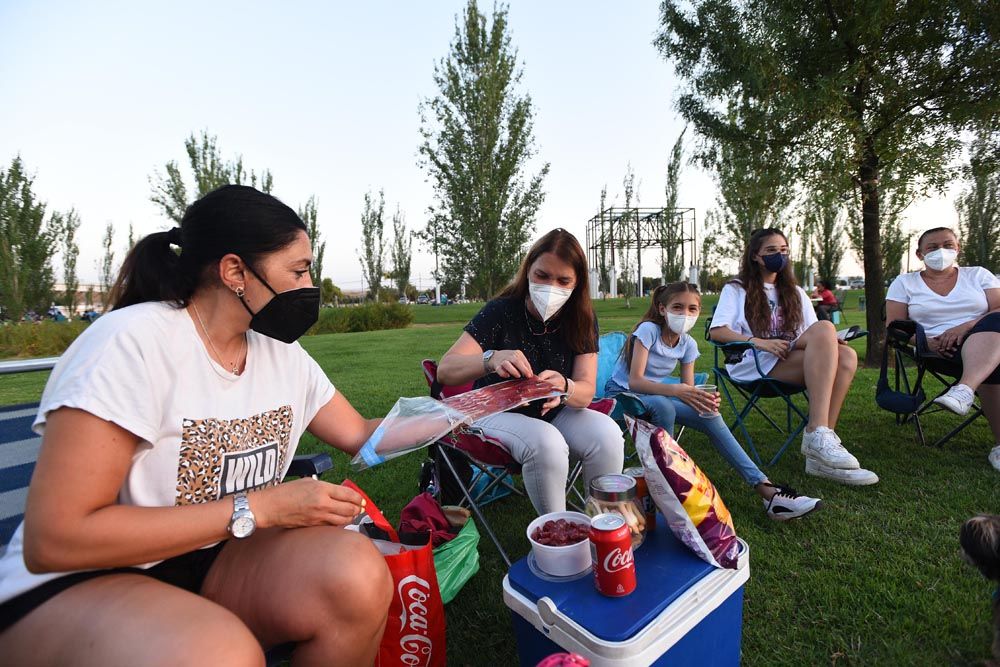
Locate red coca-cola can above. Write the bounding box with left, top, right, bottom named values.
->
left=589, top=513, right=636, bottom=597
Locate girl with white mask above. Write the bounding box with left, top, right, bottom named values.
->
left=886, top=227, right=1000, bottom=472
left=606, top=283, right=823, bottom=521
left=437, top=229, right=624, bottom=515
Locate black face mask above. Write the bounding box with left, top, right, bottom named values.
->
left=239, top=263, right=320, bottom=344
left=761, top=252, right=789, bottom=274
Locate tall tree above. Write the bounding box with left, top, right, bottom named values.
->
left=597, top=186, right=610, bottom=295
left=957, top=131, right=1000, bottom=272
left=389, top=206, right=413, bottom=298
left=806, top=192, right=846, bottom=286
left=418, top=0, right=549, bottom=298
left=661, top=128, right=687, bottom=282
left=707, top=109, right=796, bottom=262
left=359, top=190, right=386, bottom=301
left=55, top=208, right=82, bottom=314
left=99, top=222, right=115, bottom=312
left=149, top=131, right=275, bottom=224
left=617, top=167, right=638, bottom=307
left=299, top=196, right=326, bottom=287
left=657, top=0, right=999, bottom=364
left=0, top=156, right=58, bottom=319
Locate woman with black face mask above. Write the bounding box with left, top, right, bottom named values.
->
left=0, top=185, right=392, bottom=666
left=708, top=228, right=878, bottom=487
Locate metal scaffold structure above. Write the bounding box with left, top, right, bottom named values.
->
left=584, top=206, right=698, bottom=298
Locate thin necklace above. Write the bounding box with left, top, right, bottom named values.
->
left=524, top=302, right=560, bottom=335
left=192, top=300, right=246, bottom=375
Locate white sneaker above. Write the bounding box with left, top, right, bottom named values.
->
left=801, top=427, right=860, bottom=469
left=805, top=459, right=879, bottom=486
left=762, top=485, right=823, bottom=521
left=989, top=445, right=1000, bottom=473
left=933, top=383, right=975, bottom=416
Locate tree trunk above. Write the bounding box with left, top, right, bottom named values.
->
left=860, top=140, right=885, bottom=367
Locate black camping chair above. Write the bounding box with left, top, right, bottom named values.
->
left=703, top=316, right=809, bottom=467
left=878, top=319, right=983, bottom=447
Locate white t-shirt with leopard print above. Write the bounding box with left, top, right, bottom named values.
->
left=0, top=301, right=335, bottom=604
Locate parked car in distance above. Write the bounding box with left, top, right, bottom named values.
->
left=416, top=294, right=430, bottom=305
left=398, top=296, right=409, bottom=305
left=849, top=278, right=865, bottom=289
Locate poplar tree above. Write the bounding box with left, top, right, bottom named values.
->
left=418, top=0, right=548, bottom=298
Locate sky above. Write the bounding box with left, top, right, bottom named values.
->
left=0, top=1, right=962, bottom=291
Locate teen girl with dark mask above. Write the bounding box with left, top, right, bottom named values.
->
left=437, top=229, right=624, bottom=515
left=709, top=228, right=878, bottom=486
left=607, top=282, right=822, bottom=520
left=0, top=185, right=392, bottom=665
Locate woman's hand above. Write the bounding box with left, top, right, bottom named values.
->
left=536, top=369, right=566, bottom=415
left=489, top=349, right=534, bottom=378
left=752, top=338, right=791, bottom=359
left=254, top=478, right=366, bottom=529
left=675, top=384, right=720, bottom=416
left=935, top=322, right=971, bottom=355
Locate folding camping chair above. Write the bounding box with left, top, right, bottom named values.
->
left=704, top=318, right=809, bottom=467
left=880, top=319, right=983, bottom=448
left=419, top=360, right=617, bottom=567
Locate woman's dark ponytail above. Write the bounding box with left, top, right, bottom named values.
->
left=108, top=230, right=194, bottom=309
left=107, top=185, right=306, bottom=310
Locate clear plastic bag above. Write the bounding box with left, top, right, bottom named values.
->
left=351, top=378, right=562, bottom=471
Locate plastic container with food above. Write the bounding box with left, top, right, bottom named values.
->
left=584, top=474, right=645, bottom=549
left=526, top=511, right=593, bottom=577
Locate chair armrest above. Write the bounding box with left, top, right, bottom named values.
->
left=286, top=453, right=334, bottom=479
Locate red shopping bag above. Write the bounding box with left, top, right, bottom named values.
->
left=344, top=481, right=446, bottom=667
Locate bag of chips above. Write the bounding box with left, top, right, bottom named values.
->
left=627, top=415, right=739, bottom=569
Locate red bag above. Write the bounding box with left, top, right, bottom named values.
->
left=344, top=481, right=447, bottom=667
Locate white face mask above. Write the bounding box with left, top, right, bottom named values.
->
left=665, top=312, right=699, bottom=335
left=924, top=248, right=958, bottom=271
left=528, top=282, right=573, bottom=322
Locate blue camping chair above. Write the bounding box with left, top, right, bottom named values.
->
left=703, top=317, right=808, bottom=467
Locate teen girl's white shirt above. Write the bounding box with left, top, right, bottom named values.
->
left=710, top=281, right=817, bottom=382
left=886, top=266, right=1000, bottom=336
left=608, top=321, right=700, bottom=391
left=0, top=301, right=335, bottom=604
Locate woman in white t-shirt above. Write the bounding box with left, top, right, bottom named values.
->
left=709, top=228, right=878, bottom=486
left=0, top=186, right=392, bottom=665
left=607, top=282, right=822, bottom=520
left=886, top=227, right=1000, bottom=472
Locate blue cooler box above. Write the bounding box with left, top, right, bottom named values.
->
left=503, top=515, right=749, bottom=666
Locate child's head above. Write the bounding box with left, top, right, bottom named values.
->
left=648, top=282, right=702, bottom=334
left=623, top=282, right=701, bottom=366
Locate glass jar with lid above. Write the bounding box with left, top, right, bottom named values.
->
left=584, top=473, right=646, bottom=549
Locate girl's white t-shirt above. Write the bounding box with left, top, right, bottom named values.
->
left=609, top=321, right=700, bottom=391
left=709, top=281, right=817, bottom=382
left=885, top=266, right=1000, bottom=336
left=0, top=302, right=335, bottom=604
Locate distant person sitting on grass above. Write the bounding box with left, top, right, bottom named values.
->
left=0, top=185, right=392, bottom=665
left=605, top=282, right=822, bottom=521
left=886, top=226, right=1000, bottom=473
left=436, top=228, right=624, bottom=515
left=811, top=280, right=839, bottom=321
left=708, top=228, right=878, bottom=486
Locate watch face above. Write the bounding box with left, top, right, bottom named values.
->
left=231, top=514, right=255, bottom=538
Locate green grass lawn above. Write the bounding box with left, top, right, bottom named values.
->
left=2, top=294, right=996, bottom=666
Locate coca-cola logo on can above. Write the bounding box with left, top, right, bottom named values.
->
left=603, top=545, right=634, bottom=573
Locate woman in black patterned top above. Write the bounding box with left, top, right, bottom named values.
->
left=437, top=229, right=624, bottom=514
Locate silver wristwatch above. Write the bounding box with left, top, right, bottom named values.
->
left=227, top=492, right=256, bottom=539
left=482, top=349, right=496, bottom=374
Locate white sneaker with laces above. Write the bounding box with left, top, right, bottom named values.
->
left=763, top=485, right=823, bottom=521
left=805, top=459, right=879, bottom=485
left=989, top=445, right=1000, bottom=473
left=933, top=384, right=975, bottom=416
left=801, top=426, right=860, bottom=469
